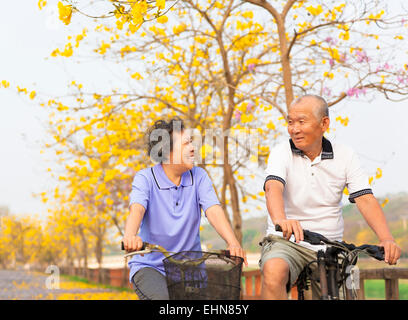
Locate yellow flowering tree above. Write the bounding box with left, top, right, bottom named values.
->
left=244, top=0, right=408, bottom=109
left=40, top=0, right=284, bottom=244
left=40, top=0, right=179, bottom=32
left=24, top=0, right=408, bottom=249
left=0, top=215, right=43, bottom=267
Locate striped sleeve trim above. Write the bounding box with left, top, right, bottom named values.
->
left=263, top=175, right=286, bottom=191
left=348, top=188, right=373, bottom=203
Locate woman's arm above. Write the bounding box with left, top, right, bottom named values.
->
left=205, top=204, right=248, bottom=266
left=122, top=203, right=145, bottom=251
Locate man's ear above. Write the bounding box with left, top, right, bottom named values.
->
left=321, top=116, right=330, bottom=132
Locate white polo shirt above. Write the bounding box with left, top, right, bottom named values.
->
left=264, top=137, right=372, bottom=251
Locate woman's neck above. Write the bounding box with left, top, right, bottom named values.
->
left=161, top=163, right=183, bottom=186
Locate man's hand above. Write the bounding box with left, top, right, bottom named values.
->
left=227, top=243, right=248, bottom=267
left=122, top=235, right=144, bottom=253
left=379, top=239, right=401, bottom=265
left=275, top=219, right=304, bottom=243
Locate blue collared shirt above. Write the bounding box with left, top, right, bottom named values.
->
left=128, top=164, right=220, bottom=282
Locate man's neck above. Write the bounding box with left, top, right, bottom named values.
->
left=303, top=141, right=323, bottom=162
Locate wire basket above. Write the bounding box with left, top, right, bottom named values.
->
left=163, top=251, right=243, bottom=300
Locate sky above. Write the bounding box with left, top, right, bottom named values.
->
left=0, top=1, right=407, bottom=219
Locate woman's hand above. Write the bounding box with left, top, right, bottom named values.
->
left=227, top=243, right=248, bottom=267
left=122, top=234, right=144, bottom=252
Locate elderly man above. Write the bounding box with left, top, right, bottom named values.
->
left=260, top=94, right=401, bottom=299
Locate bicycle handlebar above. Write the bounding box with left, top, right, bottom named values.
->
left=275, top=224, right=384, bottom=261
left=121, top=241, right=232, bottom=259
left=275, top=224, right=331, bottom=245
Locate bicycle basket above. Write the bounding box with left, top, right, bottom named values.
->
left=163, top=251, right=243, bottom=300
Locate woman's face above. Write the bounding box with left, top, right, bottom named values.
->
left=169, top=129, right=195, bottom=171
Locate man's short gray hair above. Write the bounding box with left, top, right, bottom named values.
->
left=290, top=94, right=329, bottom=120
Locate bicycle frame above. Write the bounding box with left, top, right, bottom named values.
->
left=316, top=247, right=343, bottom=300
left=295, top=247, right=357, bottom=300
left=274, top=224, right=384, bottom=300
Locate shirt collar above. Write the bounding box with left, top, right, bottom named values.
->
left=289, top=136, right=334, bottom=160
left=151, top=164, right=193, bottom=189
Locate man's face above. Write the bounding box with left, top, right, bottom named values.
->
left=170, top=129, right=195, bottom=170
left=287, top=99, right=329, bottom=153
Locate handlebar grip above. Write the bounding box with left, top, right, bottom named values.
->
left=220, top=249, right=231, bottom=258
left=366, top=245, right=385, bottom=261
left=275, top=224, right=324, bottom=245
left=121, top=241, right=147, bottom=251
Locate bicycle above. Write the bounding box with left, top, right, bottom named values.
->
left=121, top=241, right=244, bottom=300
left=274, top=225, right=385, bottom=300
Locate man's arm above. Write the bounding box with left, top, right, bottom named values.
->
left=122, top=203, right=145, bottom=252
left=205, top=204, right=248, bottom=266
left=265, top=180, right=303, bottom=242
left=354, top=194, right=401, bottom=265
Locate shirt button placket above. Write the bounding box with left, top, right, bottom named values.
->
left=310, top=164, right=316, bottom=187
left=174, top=186, right=180, bottom=208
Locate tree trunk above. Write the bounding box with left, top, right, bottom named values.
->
left=245, top=0, right=296, bottom=108
left=275, top=14, right=294, bottom=108
left=95, top=234, right=103, bottom=283
left=79, top=226, right=89, bottom=278
left=221, top=167, right=232, bottom=225
left=222, top=131, right=243, bottom=245
left=226, top=164, right=243, bottom=244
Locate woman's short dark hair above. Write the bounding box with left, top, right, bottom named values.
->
left=146, top=117, right=185, bottom=163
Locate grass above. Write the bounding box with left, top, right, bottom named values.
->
left=41, top=273, right=137, bottom=300
left=61, top=265, right=408, bottom=300
left=364, top=279, right=408, bottom=300
left=60, top=274, right=134, bottom=293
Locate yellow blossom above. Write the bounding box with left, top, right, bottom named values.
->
left=131, top=72, right=143, bottom=80
left=38, top=0, right=47, bottom=10
left=157, top=0, right=166, bottom=10
left=306, top=5, right=323, bottom=16
left=58, top=1, right=72, bottom=25
left=381, top=198, right=389, bottom=208
left=1, top=80, right=10, bottom=88
left=157, top=15, right=168, bottom=24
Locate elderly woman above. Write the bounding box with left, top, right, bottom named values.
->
left=122, top=118, right=247, bottom=300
